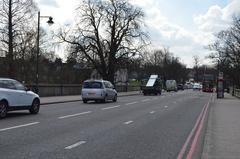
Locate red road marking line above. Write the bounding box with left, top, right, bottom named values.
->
left=177, top=94, right=213, bottom=159
left=186, top=100, right=210, bottom=159
left=177, top=104, right=207, bottom=159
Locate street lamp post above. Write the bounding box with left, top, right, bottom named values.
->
left=36, top=11, right=54, bottom=94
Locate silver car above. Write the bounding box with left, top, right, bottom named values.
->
left=81, top=80, right=117, bottom=103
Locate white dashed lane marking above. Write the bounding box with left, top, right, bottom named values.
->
left=124, top=121, right=133, bottom=125
left=141, top=99, right=150, bottom=102
left=125, top=102, right=138, bottom=105
left=65, top=141, right=86, bottom=150
left=58, top=111, right=92, bottom=119
left=101, top=105, right=121, bottom=110
left=0, top=122, right=40, bottom=132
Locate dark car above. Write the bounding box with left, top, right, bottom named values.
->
left=177, top=84, right=184, bottom=90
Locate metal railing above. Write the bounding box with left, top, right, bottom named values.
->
left=26, top=84, right=140, bottom=97
left=234, top=89, right=240, bottom=98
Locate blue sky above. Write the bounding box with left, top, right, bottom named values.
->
left=37, top=0, right=240, bottom=68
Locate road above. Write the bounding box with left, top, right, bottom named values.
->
left=0, top=90, right=211, bottom=159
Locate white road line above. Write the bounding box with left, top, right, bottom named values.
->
left=124, top=121, right=133, bottom=125
left=101, top=105, right=120, bottom=110
left=58, top=111, right=92, bottom=119
left=150, top=111, right=156, bottom=114
left=0, top=122, right=40, bottom=132
left=141, top=99, right=150, bottom=102
left=164, top=105, right=168, bottom=108
left=65, top=141, right=86, bottom=150
left=125, top=101, right=138, bottom=105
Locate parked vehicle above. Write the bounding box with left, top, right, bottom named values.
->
left=141, top=75, right=162, bottom=95
left=166, top=80, right=177, bottom=92
left=177, top=84, right=184, bottom=90
left=0, top=78, right=40, bottom=119
left=193, top=83, right=201, bottom=91
left=81, top=80, right=117, bottom=103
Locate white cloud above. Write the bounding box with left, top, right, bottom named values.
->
left=144, top=0, right=240, bottom=67
left=194, top=0, right=240, bottom=33
left=39, top=0, right=59, bottom=8
left=194, top=5, right=228, bottom=32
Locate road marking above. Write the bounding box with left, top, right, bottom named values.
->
left=125, top=102, right=138, bottom=105
left=164, top=105, right=168, bottom=108
left=186, top=98, right=211, bottom=159
left=58, top=111, right=92, bottom=119
left=150, top=111, right=155, bottom=114
left=0, top=122, right=40, bottom=132
left=141, top=99, right=150, bottom=102
left=102, top=105, right=120, bottom=110
left=124, top=121, right=133, bottom=125
left=65, top=141, right=86, bottom=150
left=177, top=94, right=212, bottom=159
left=177, top=104, right=206, bottom=159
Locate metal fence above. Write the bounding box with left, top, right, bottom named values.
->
left=234, top=89, right=240, bottom=98
left=27, top=84, right=140, bottom=97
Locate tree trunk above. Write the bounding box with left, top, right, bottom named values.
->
left=107, top=54, right=116, bottom=84
left=8, top=0, right=14, bottom=78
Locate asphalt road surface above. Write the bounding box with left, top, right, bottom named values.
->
left=0, top=90, right=211, bottom=159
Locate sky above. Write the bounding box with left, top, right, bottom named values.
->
left=36, top=0, right=240, bottom=68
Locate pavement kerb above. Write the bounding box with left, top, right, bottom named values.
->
left=40, top=92, right=141, bottom=105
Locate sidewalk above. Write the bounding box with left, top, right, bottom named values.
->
left=40, top=91, right=141, bottom=105
left=202, top=93, right=240, bottom=159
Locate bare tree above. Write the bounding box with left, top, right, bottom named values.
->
left=59, top=0, right=148, bottom=83
left=208, top=16, right=240, bottom=87
left=0, top=0, right=36, bottom=78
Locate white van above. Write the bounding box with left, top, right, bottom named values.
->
left=166, top=80, right=177, bottom=92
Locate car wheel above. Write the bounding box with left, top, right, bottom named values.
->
left=29, top=99, right=40, bottom=114
left=102, top=96, right=107, bottom=103
left=113, top=95, right=117, bottom=102
left=0, top=101, right=7, bottom=119
left=83, top=99, right=88, bottom=103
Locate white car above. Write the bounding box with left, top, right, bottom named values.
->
left=0, top=78, right=40, bottom=119
left=193, top=83, right=201, bottom=90
left=81, top=80, right=117, bottom=103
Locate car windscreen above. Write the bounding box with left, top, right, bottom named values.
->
left=83, top=82, right=103, bottom=89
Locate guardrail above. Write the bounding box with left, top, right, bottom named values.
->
left=234, top=89, right=240, bottom=98
left=26, top=84, right=140, bottom=97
